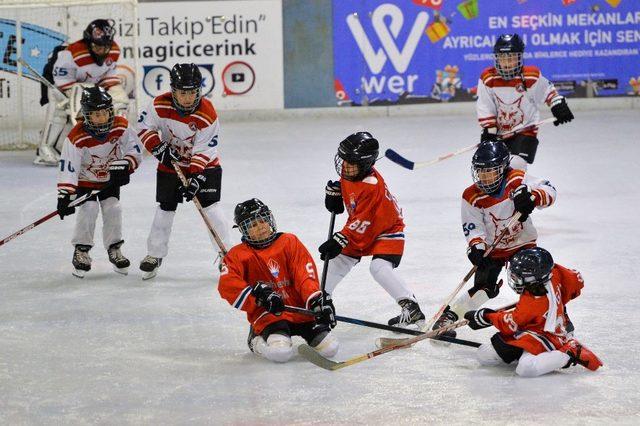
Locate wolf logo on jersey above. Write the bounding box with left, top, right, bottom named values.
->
left=488, top=211, right=524, bottom=247
left=87, top=145, right=118, bottom=180
left=495, top=94, right=525, bottom=132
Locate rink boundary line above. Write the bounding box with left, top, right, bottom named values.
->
left=219, top=97, right=640, bottom=122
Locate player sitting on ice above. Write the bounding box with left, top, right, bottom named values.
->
left=56, top=86, right=142, bottom=278
left=320, top=132, right=426, bottom=329
left=218, top=199, right=338, bottom=363
left=137, top=63, right=230, bottom=280
left=477, top=34, right=574, bottom=170
left=35, top=19, right=132, bottom=166
left=432, top=139, right=557, bottom=337
left=464, top=247, right=602, bottom=377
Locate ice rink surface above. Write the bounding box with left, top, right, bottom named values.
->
left=1, top=109, right=639, bottom=424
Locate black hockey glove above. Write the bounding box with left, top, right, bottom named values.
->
left=511, top=184, right=535, bottom=222
left=551, top=98, right=574, bottom=126
left=57, top=190, right=77, bottom=220
left=181, top=173, right=207, bottom=202
left=319, top=232, right=348, bottom=261
left=467, top=243, right=490, bottom=267
left=251, top=281, right=284, bottom=315
left=464, top=308, right=496, bottom=330
left=309, top=292, right=337, bottom=328
left=481, top=128, right=499, bottom=143
left=325, top=180, right=344, bottom=214
left=108, top=159, right=130, bottom=187
left=151, top=142, right=180, bottom=168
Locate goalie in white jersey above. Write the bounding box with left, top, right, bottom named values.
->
left=35, top=19, right=131, bottom=166
left=136, top=63, right=230, bottom=280
left=57, top=86, right=142, bottom=278
left=432, top=140, right=557, bottom=337
left=477, top=34, right=574, bottom=170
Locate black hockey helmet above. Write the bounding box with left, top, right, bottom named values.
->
left=335, top=131, right=379, bottom=181
left=507, top=247, right=554, bottom=295
left=80, top=85, right=114, bottom=136
left=493, top=34, right=525, bottom=80
left=170, top=63, right=203, bottom=115
left=471, top=141, right=510, bottom=194
left=234, top=198, right=278, bottom=248
left=83, top=19, right=115, bottom=66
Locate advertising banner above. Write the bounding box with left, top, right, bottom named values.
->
left=136, top=0, right=284, bottom=110
left=333, top=0, right=640, bottom=106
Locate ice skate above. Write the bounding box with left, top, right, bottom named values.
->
left=72, top=244, right=92, bottom=278
left=140, top=255, right=162, bottom=280
left=107, top=240, right=130, bottom=275
left=33, top=146, right=60, bottom=167
left=388, top=299, right=425, bottom=330
left=431, top=306, right=459, bottom=339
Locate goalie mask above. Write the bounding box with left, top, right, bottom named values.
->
left=507, top=247, right=554, bottom=295
left=335, top=131, right=379, bottom=181
left=80, top=86, right=114, bottom=136
left=234, top=198, right=278, bottom=248
left=83, top=19, right=115, bottom=66
left=170, top=63, right=203, bottom=115
left=493, top=34, right=525, bottom=80
left=471, top=141, right=510, bottom=194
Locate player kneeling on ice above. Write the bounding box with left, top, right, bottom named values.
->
left=218, top=199, right=338, bottom=363
left=433, top=140, right=557, bottom=338
left=477, top=34, right=574, bottom=171
left=56, top=86, right=142, bottom=278
left=137, top=63, right=230, bottom=280
left=320, top=132, right=425, bottom=328
left=465, top=247, right=602, bottom=377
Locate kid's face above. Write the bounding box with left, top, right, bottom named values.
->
left=477, top=167, right=501, bottom=187
left=496, top=53, right=519, bottom=70
left=247, top=219, right=272, bottom=241
left=88, top=108, right=110, bottom=125
left=174, top=89, right=198, bottom=109
left=342, top=160, right=360, bottom=179
left=90, top=43, right=110, bottom=58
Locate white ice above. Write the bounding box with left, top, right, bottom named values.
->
left=1, top=109, right=639, bottom=424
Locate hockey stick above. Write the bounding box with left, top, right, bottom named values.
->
left=320, top=212, right=336, bottom=300
left=298, top=319, right=469, bottom=371
left=375, top=301, right=516, bottom=349
left=283, top=305, right=481, bottom=348
left=172, top=162, right=228, bottom=255
left=0, top=189, right=102, bottom=248
left=376, top=212, right=523, bottom=349
left=17, top=57, right=69, bottom=105
left=385, top=118, right=556, bottom=171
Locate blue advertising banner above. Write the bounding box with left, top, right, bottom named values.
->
left=0, top=19, right=66, bottom=80
left=333, top=0, right=640, bottom=106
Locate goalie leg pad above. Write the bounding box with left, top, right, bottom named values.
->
left=71, top=200, right=99, bottom=247
left=515, top=350, right=570, bottom=378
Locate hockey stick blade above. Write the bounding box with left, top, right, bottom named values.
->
left=299, top=319, right=468, bottom=371
left=384, top=149, right=415, bottom=170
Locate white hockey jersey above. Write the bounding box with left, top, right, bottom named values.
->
left=53, top=39, right=121, bottom=91
left=136, top=92, right=221, bottom=175
left=476, top=66, right=562, bottom=136
left=461, top=168, right=556, bottom=260
left=57, top=116, right=142, bottom=192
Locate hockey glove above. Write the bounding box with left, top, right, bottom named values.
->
left=251, top=281, right=284, bottom=315
left=319, top=232, right=348, bottom=261
left=151, top=142, right=181, bottom=168
left=180, top=173, right=207, bottom=202
left=467, top=243, right=490, bottom=267
left=309, top=292, right=337, bottom=328
left=551, top=98, right=574, bottom=126
left=464, top=308, right=495, bottom=330
left=481, top=128, right=499, bottom=143
left=57, top=190, right=77, bottom=220
left=511, top=184, right=535, bottom=222
left=108, top=159, right=131, bottom=187
left=325, top=180, right=344, bottom=214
